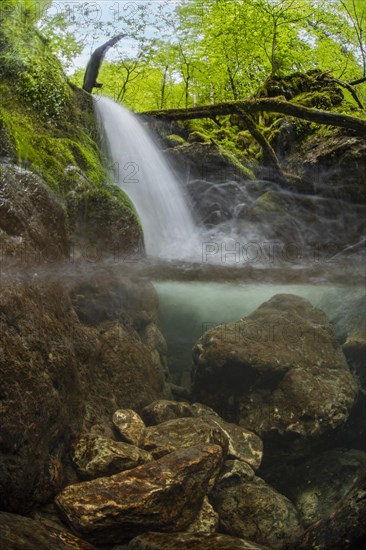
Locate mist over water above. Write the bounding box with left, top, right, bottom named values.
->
left=94, top=96, right=200, bottom=259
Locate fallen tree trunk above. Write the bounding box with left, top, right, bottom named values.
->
left=83, top=33, right=126, bottom=94
left=140, top=98, right=366, bottom=135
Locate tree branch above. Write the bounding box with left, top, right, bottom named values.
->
left=140, top=98, right=366, bottom=135
left=83, top=33, right=126, bottom=94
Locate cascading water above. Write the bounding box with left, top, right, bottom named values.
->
left=94, top=96, right=198, bottom=259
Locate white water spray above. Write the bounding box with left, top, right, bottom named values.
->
left=94, top=96, right=198, bottom=259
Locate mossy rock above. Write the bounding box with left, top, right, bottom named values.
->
left=166, top=134, right=187, bottom=147
left=0, top=13, right=143, bottom=259
left=256, top=70, right=344, bottom=104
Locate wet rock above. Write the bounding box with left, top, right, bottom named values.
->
left=112, top=409, right=146, bottom=446
left=332, top=293, right=366, bottom=381
left=293, top=474, right=366, bottom=549
left=70, top=277, right=159, bottom=331
left=185, top=496, right=219, bottom=534
left=0, top=278, right=169, bottom=513
left=128, top=532, right=266, bottom=549
left=141, top=401, right=262, bottom=468
left=217, top=459, right=256, bottom=485
left=284, top=130, right=366, bottom=203
left=210, top=417, right=263, bottom=469
left=165, top=142, right=249, bottom=184
left=71, top=434, right=152, bottom=480
left=141, top=399, right=219, bottom=426
left=141, top=417, right=229, bottom=459
left=263, top=448, right=366, bottom=527
left=0, top=281, right=84, bottom=513
left=55, top=443, right=223, bottom=545
left=192, top=293, right=358, bottom=460
left=210, top=470, right=302, bottom=549
left=0, top=164, right=68, bottom=262
left=0, top=511, right=96, bottom=549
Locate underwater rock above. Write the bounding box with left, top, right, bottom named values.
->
left=192, top=293, right=358, bottom=460
left=0, top=511, right=96, bottom=549
left=113, top=409, right=146, bottom=446
left=0, top=281, right=84, bottom=513
left=293, top=474, right=366, bottom=549
left=261, top=448, right=366, bottom=528
left=0, top=277, right=170, bottom=513
left=140, top=400, right=262, bottom=468
left=55, top=443, right=223, bottom=545
left=140, top=416, right=229, bottom=459
left=210, top=468, right=302, bottom=549
left=185, top=496, right=219, bottom=534
left=71, top=434, right=152, bottom=480
left=127, top=532, right=266, bottom=549
left=141, top=399, right=219, bottom=425
left=332, top=293, right=366, bottom=382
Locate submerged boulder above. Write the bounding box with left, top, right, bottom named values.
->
left=210, top=461, right=302, bottom=549
left=140, top=415, right=262, bottom=469
left=113, top=409, right=146, bottom=446
left=128, top=532, right=266, bottom=549
left=0, top=511, right=96, bottom=550
left=71, top=434, right=152, bottom=480
left=192, top=294, right=358, bottom=459
left=55, top=443, right=223, bottom=545
left=293, top=474, right=366, bottom=549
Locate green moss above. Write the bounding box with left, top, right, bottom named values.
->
left=167, top=134, right=186, bottom=145
left=0, top=12, right=142, bottom=244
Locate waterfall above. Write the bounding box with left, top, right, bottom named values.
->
left=94, top=96, right=198, bottom=259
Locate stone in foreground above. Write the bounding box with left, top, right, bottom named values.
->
left=0, top=511, right=96, bottom=549
left=55, top=443, right=223, bottom=545
left=128, top=531, right=266, bottom=549
left=210, top=463, right=302, bottom=549
left=192, top=294, right=358, bottom=459
left=72, top=434, right=152, bottom=480
left=112, top=409, right=146, bottom=446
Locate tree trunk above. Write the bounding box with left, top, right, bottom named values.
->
left=140, top=98, right=366, bottom=135
left=83, top=33, right=126, bottom=94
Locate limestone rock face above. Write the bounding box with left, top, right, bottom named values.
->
left=128, top=532, right=266, bottom=549
left=112, top=409, right=146, bottom=446
left=192, top=294, right=358, bottom=458
left=71, top=434, right=152, bottom=480
left=0, top=511, right=96, bottom=550
left=210, top=467, right=302, bottom=549
left=55, top=444, right=224, bottom=545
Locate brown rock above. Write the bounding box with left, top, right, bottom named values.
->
left=192, top=294, right=358, bottom=459
left=127, top=532, right=266, bottom=549
left=55, top=444, right=223, bottom=545
left=141, top=416, right=229, bottom=459
left=0, top=165, right=68, bottom=263
left=185, top=497, right=219, bottom=534
left=263, top=448, right=366, bottom=527
left=210, top=470, right=302, bottom=549
left=141, top=400, right=196, bottom=425
left=0, top=276, right=170, bottom=513
left=0, top=511, right=96, bottom=550
left=71, top=434, right=152, bottom=480
left=293, top=474, right=366, bottom=549
left=112, top=409, right=146, bottom=446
